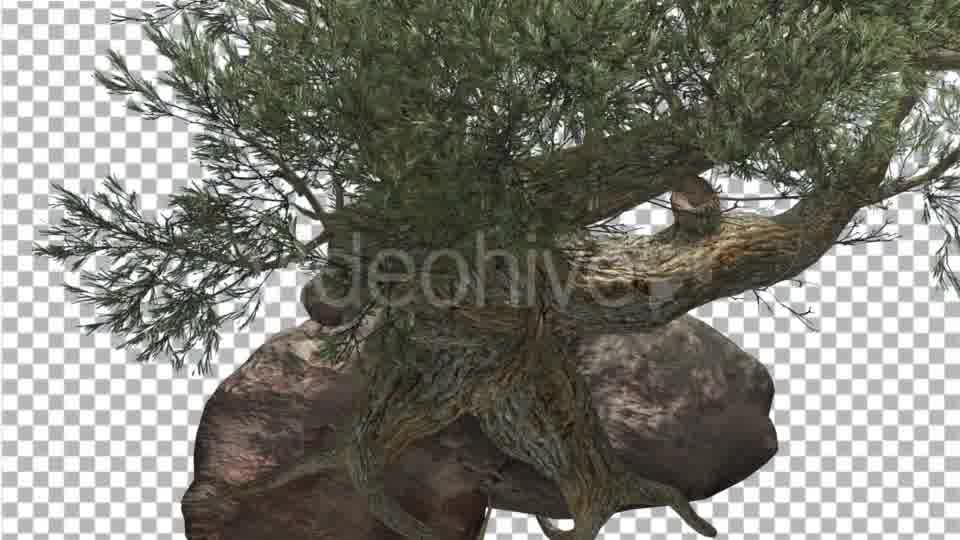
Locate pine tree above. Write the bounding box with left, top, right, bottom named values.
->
left=34, top=1, right=960, bottom=538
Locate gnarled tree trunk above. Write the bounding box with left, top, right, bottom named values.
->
left=181, top=314, right=776, bottom=539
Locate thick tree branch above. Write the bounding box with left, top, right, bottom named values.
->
left=718, top=195, right=802, bottom=201
left=454, top=207, right=850, bottom=336
left=524, top=123, right=713, bottom=227
left=452, top=89, right=929, bottom=338
left=916, top=48, right=960, bottom=72
left=335, top=88, right=939, bottom=342
left=265, top=11, right=960, bottom=329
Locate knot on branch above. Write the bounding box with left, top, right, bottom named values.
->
left=301, top=278, right=344, bottom=325
left=670, top=176, right=721, bottom=237
left=301, top=272, right=363, bottom=326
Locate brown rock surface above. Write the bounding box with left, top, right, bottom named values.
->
left=181, top=315, right=777, bottom=539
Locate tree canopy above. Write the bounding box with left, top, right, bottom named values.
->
left=36, top=0, right=960, bottom=372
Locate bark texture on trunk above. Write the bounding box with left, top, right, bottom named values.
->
left=182, top=315, right=776, bottom=539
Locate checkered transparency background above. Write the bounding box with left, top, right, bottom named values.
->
left=2, top=2, right=959, bottom=539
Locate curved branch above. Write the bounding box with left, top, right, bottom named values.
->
left=518, top=123, right=713, bottom=227
left=917, top=48, right=960, bottom=72
left=456, top=206, right=852, bottom=336
left=455, top=89, right=929, bottom=337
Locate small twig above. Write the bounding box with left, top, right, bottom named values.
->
left=745, top=287, right=819, bottom=331
left=835, top=215, right=900, bottom=246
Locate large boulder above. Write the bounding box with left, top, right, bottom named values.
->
left=181, top=315, right=777, bottom=539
